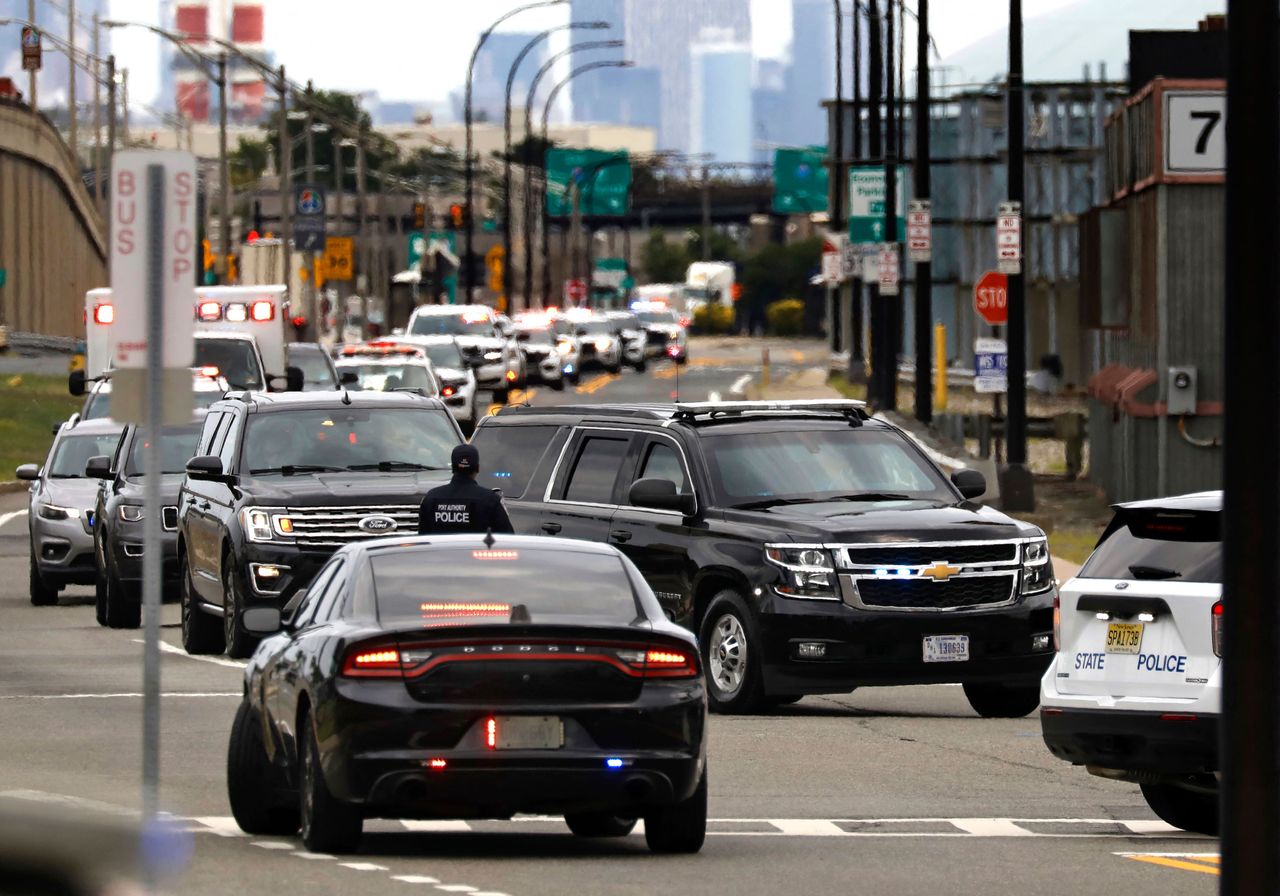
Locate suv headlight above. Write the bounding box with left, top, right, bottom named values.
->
left=1021, top=537, right=1053, bottom=595
left=118, top=504, right=144, bottom=522
left=39, top=504, right=82, bottom=521
left=240, top=507, right=295, bottom=543
left=483, top=351, right=504, bottom=361
left=765, top=545, right=837, bottom=599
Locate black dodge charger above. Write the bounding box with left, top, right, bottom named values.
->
left=227, top=534, right=708, bottom=854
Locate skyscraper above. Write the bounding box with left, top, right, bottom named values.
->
left=690, top=31, right=753, bottom=163
left=787, top=0, right=836, bottom=146
left=472, top=32, right=548, bottom=123
left=569, top=0, right=626, bottom=123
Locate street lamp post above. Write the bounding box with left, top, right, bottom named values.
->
left=276, top=65, right=292, bottom=294
left=913, top=0, right=932, bottom=423
left=539, top=59, right=633, bottom=307
left=502, top=20, right=609, bottom=314
left=831, top=0, right=843, bottom=358
left=463, top=0, right=568, bottom=302
left=521, top=40, right=626, bottom=308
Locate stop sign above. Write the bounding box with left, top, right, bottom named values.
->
left=565, top=278, right=587, bottom=305
left=973, top=270, right=1008, bottom=326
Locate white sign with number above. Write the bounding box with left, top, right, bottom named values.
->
left=974, top=337, right=1008, bottom=394
left=1165, top=90, right=1225, bottom=175
left=907, top=199, right=932, bottom=263
left=110, top=150, right=197, bottom=369
left=878, top=243, right=900, bottom=296
left=996, top=201, right=1022, bottom=275
left=822, top=249, right=842, bottom=285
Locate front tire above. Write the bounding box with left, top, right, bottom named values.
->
left=103, top=556, right=140, bottom=629
left=644, top=769, right=707, bottom=854
left=181, top=552, right=224, bottom=655
left=223, top=557, right=259, bottom=660
left=228, top=700, right=300, bottom=835
left=699, top=591, right=765, bottom=713
left=29, top=545, right=58, bottom=606
left=564, top=812, right=637, bottom=838
left=1140, top=782, right=1219, bottom=836
left=299, top=712, right=362, bottom=853
left=549, top=374, right=566, bottom=392
left=962, top=681, right=1041, bottom=718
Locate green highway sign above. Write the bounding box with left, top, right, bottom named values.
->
left=848, top=165, right=908, bottom=242
left=407, top=231, right=426, bottom=269
left=546, top=148, right=631, bottom=218
left=0, top=268, right=7, bottom=288
left=773, top=147, right=829, bottom=214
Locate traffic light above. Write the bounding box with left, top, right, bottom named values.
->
left=449, top=203, right=465, bottom=230
left=413, top=201, right=426, bottom=230
left=225, top=254, right=238, bottom=283
left=252, top=199, right=264, bottom=235
left=202, top=238, right=214, bottom=272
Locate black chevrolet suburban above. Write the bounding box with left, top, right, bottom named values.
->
left=471, top=400, right=1056, bottom=716
left=177, top=390, right=462, bottom=658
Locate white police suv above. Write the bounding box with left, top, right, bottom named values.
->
left=1040, top=491, right=1221, bottom=835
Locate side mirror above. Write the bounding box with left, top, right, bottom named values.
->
left=68, top=369, right=86, bottom=396
left=951, top=468, right=988, bottom=501
left=51, top=422, right=63, bottom=435
left=15, top=464, right=40, bottom=481
left=84, top=456, right=113, bottom=480
left=241, top=607, right=283, bottom=635
left=185, top=455, right=226, bottom=481
left=339, top=370, right=360, bottom=386
left=629, top=477, right=696, bottom=516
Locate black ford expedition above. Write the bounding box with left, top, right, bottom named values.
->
left=471, top=400, right=1056, bottom=716
left=177, top=391, right=462, bottom=658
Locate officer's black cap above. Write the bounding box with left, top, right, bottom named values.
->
left=452, top=444, right=480, bottom=474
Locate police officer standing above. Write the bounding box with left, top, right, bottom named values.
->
left=418, top=444, right=515, bottom=535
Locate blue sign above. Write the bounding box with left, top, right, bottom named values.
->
left=293, top=184, right=327, bottom=252
left=973, top=337, right=1008, bottom=394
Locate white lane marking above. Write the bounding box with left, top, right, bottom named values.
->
left=434, top=887, right=477, bottom=893
left=134, top=638, right=247, bottom=669
left=251, top=841, right=294, bottom=850
left=401, top=820, right=473, bottom=832
left=950, top=818, right=1037, bottom=837
left=393, top=876, right=441, bottom=885
left=769, top=819, right=847, bottom=836
left=191, top=816, right=248, bottom=837
left=0, top=692, right=239, bottom=699
left=1122, top=820, right=1182, bottom=835
left=292, top=851, right=335, bottom=860
left=341, top=862, right=390, bottom=872
left=0, top=509, right=28, bottom=529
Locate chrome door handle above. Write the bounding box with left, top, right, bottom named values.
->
left=541, top=522, right=562, bottom=535
left=610, top=529, right=632, bottom=543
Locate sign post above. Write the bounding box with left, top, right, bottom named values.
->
left=109, top=150, right=197, bottom=869
left=21, top=26, right=41, bottom=70
left=996, top=200, right=1022, bottom=275
left=973, top=270, right=1009, bottom=326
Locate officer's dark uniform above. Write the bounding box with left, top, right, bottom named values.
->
left=418, top=444, right=515, bottom=535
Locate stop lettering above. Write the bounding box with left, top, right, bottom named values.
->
left=973, top=271, right=1008, bottom=326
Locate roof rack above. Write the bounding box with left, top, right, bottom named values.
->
left=672, top=399, right=867, bottom=420
left=497, top=404, right=671, bottom=420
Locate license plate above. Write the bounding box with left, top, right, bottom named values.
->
left=1105, top=622, right=1145, bottom=654
left=492, top=715, right=563, bottom=750
left=923, top=634, right=970, bottom=663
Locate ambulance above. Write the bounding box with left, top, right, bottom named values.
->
left=75, top=285, right=299, bottom=394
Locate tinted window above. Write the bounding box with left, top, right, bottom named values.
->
left=563, top=437, right=629, bottom=504
left=341, top=363, right=437, bottom=394
left=81, top=389, right=110, bottom=420
left=195, top=339, right=263, bottom=390
left=516, top=327, right=553, bottom=345
left=287, top=346, right=337, bottom=391
left=637, top=441, right=688, bottom=495
left=575, top=320, right=612, bottom=336
left=243, top=407, right=457, bottom=474
left=1080, top=510, right=1221, bottom=583
left=125, top=423, right=203, bottom=475
left=372, top=547, right=638, bottom=626
left=196, top=412, right=223, bottom=456
left=292, top=561, right=341, bottom=628
left=311, top=564, right=349, bottom=623
left=701, top=427, right=953, bottom=506
left=216, top=413, right=240, bottom=471
left=471, top=424, right=560, bottom=498
left=410, top=313, right=493, bottom=337
left=47, top=432, right=123, bottom=478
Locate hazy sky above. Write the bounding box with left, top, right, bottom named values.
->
left=106, top=0, right=1079, bottom=110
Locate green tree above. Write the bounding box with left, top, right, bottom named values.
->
left=640, top=231, right=691, bottom=283
left=685, top=230, right=743, bottom=264
left=265, top=90, right=396, bottom=192
left=228, top=136, right=270, bottom=192
left=740, top=237, right=822, bottom=318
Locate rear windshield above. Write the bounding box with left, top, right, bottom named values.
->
left=636, top=310, right=676, bottom=325
left=48, top=431, right=122, bottom=478
left=1079, top=510, right=1221, bottom=583
left=410, top=313, right=492, bottom=338
left=125, top=424, right=203, bottom=475
left=470, top=424, right=561, bottom=498
left=371, top=547, right=639, bottom=626
left=195, top=339, right=263, bottom=390
left=517, top=328, right=554, bottom=346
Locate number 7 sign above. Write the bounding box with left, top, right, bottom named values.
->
left=1165, top=90, right=1226, bottom=175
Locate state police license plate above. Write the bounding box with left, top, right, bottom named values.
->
left=493, top=715, right=563, bottom=750
left=923, top=634, right=970, bottom=663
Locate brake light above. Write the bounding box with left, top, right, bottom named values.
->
left=486, top=717, right=497, bottom=749
left=93, top=303, right=115, bottom=325
left=666, top=345, right=681, bottom=358
left=224, top=303, right=248, bottom=323
left=200, top=365, right=220, bottom=378
left=341, top=647, right=402, bottom=678
left=197, top=301, right=222, bottom=322
left=427, top=758, right=447, bottom=770
left=641, top=648, right=698, bottom=678
left=1053, top=592, right=1061, bottom=651
left=291, top=315, right=307, bottom=329
left=1212, top=601, right=1223, bottom=658
left=419, top=602, right=510, bottom=619
left=442, top=386, right=456, bottom=397
left=472, top=550, right=518, bottom=560
left=250, top=301, right=275, bottom=322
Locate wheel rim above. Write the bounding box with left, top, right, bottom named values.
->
left=180, top=561, right=193, bottom=641
left=708, top=612, right=747, bottom=697
left=300, top=735, right=315, bottom=839
left=223, top=566, right=237, bottom=647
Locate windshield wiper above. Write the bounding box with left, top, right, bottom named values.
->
left=347, top=461, right=446, bottom=472
left=249, top=464, right=349, bottom=476
left=1129, top=564, right=1183, bottom=580
left=827, top=492, right=914, bottom=502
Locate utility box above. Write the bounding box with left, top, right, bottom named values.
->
left=1167, top=366, right=1198, bottom=416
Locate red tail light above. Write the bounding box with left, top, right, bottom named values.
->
left=341, top=647, right=402, bottom=678
left=639, top=648, right=699, bottom=679
left=486, top=717, right=498, bottom=749
left=1053, top=592, right=1061, bottom=652
left=93, top=303, right=115, bottom=325
left=1212, top=601, right=1223, bottom=658
left=441, top=386, right=456, bottom=397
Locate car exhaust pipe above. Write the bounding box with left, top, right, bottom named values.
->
left=624, top=777, right=651, bottom=801
left=398, top=779, right=429, bottom=803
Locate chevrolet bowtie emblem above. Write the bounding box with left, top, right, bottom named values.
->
left=921, top=562, right=961, bottom=582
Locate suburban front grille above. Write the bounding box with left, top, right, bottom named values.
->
left=646, top=330, right=668, bottom=346
left=855, top=575, right=1016, bottom=610
left=162, top=506, right=178, bottom=531
left=286, top=504, right=420, bottom=547
left=842, top=543, right=1017, bottom=567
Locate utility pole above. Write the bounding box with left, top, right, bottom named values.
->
left=27, top=0, right=36, bottom=117
left=277, top=65, right=292, bottom=296
left=831, top=0, right=844, bottom=358
left=217, top=53, right=230, bottom=282
left=880, top=0, right=898, bottom=412
left=701, top=163, right=712, bottom=261
left=105, top=54, right=115, bottom=157
left=92, top=12, right=102, bottom=210
left=356, top=125, right=367, bottom=298
left=67, top=0, right=77, bottom=160
left=1221, top=0, right=1280, bottom=890
left=913, top=0, right=932, bottom=423
left=849, top=1, right=866, bottom=384
left=867, top=0, right=883, bottom=404
left=304, top=82, right=316, bottom=328
left=1001, top=0, right=1034, bottom=509
left=119, top=67, right=128, bottom=144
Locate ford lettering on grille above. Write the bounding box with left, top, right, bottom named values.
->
left=359, top=515, right=398, bottom=533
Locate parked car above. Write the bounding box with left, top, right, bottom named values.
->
left=472, top=400, right=1055, bottom=715
left=17, top=420, right=125, bottom=605
left=1040, top=491, right=1221, bottom=835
